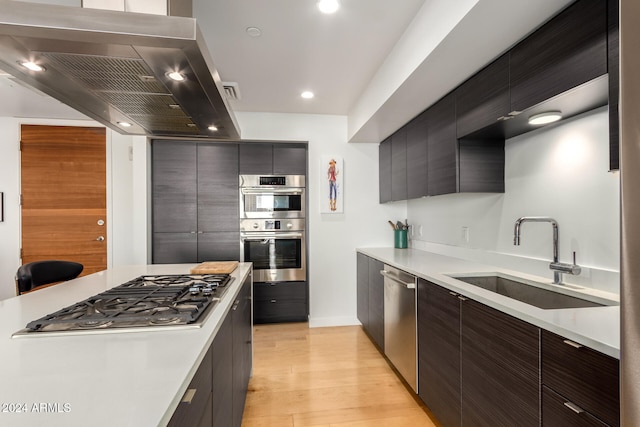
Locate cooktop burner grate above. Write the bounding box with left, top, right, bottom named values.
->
left=19, top=274, right=233, bottom=334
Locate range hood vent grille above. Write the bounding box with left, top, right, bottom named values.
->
left=0, top=0, right=240, bottom=139
left=223, top=82, right=241, bottom=101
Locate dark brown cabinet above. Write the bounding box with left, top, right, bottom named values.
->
left=542, top=330, right=620, bottom=427
left=378, top=138, right=392, bottom=203
left=461, top=298, right=540, bottom=427
left=152, top=141, right=240, bottom=263
left=391, top=127, right=408, bottom=201
left=417, top=279, right=461, bottom=427
left=456, top=53, right=510, bottom=138
left=232, top=276, right=253, bottom=427
left=510, top=0, right=607, bottom=112
left=406, top=111, right=429, bottom=199
left=168, top=347, right=213, bottom=427
left=239, top=143, right=307, bottom=175
left=211, top=314, right=233, bottom=427
left=253, top=281, right=308, bottom=324
left=608, top=0, right=619, bottom=171
left=170, top=274, right=253, bottom=427
left=458, top=139, right=504, bottom=193
left=427, top=93, right=458, bottom=196
left=417, top=278, right=539, bottom=427
left=356, top=254, right=384, bottom=350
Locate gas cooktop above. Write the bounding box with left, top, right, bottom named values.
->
left=13, top=274, right=233, bottom=337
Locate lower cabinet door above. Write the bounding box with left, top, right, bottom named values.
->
left=543, top=386, right=609, bottom=427
left=461, top=299, right=540, bottom=427
left=253, top=282, right=308, bottom=323
left=168, top=347, right=213, bottom=427
left=212, top=314, right=233, bottom=427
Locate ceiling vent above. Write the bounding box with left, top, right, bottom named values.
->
left=222, top=82, right=241, bottom=101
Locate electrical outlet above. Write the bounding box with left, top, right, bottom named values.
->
left=462, top=226, right=470, bottom=243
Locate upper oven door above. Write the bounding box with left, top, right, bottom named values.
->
left=240, top=187, right=305, bottom=219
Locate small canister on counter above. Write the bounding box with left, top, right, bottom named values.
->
left=394, top=229, right=408, bottom=249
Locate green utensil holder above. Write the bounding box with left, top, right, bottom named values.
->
left=394, top=229, right=408, bottom=249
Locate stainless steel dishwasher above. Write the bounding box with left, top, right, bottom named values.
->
left=381, top=264, right=417, bottom=392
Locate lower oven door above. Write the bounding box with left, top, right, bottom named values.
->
left=240, top=232, right=306, bottom=282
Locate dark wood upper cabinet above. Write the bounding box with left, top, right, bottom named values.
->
left=197, top=144, right=239, bottom=233
left=510, top=0, right=607, bottom=112
left=273, top=144, right=307, bottom=175
left=391, top=127, right=408, bottom=201
left=239, top=144, right=273, bottom=175
left=456, top=53, right=511, bottom=138
left=458, top=139, right=505, bottom=193
left=406, top=111, right=429, bottom=199
left=427, top=93, right=458, bottom=196
left=608, top=0, right=619, bottom=171
left=461, top=299, right=540, bottom=427
left=152, top=141, right=197, bottom=233
left=379, top=137, right=392, bottom=203
left=418, top=279, right=461, bottom=427
left=240, top=143, right=308, bottom=175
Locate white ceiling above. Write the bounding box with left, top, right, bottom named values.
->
left=0, top=0, right=576, bottom=142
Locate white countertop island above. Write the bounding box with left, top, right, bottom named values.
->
left=0, top=263, right=252, bottom=427
left=358, top=248, right=619, bottom=358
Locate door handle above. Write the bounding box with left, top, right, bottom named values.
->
left=96, top=236, right=105, bottom=241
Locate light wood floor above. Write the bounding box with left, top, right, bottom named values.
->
left=241, top=322, right=440, bottom=427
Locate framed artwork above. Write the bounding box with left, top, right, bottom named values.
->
left=320, top=156, right=343, bottom=213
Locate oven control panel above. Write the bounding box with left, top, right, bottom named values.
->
left=240, top=218, right=304, bottom=232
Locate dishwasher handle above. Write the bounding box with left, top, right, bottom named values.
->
left=380, top=270, right=416, bottom=289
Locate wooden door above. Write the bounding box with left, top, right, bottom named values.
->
left=20, top=125, right=107, bottom=276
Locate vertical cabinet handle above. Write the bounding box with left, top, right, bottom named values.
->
left=449, top=291, right=459, bottom=297
left=458, top=296, right=468, bottom=301
left=563, top=401, right=585, bottom=414
left=181, top=388, right=197, bottom=404
left=270, top=299, right=277, bottom=303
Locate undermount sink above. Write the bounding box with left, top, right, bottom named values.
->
left=449, top=273, right=613, bottom=310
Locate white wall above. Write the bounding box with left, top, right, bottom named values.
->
left=236, top=112, right=406, bottom=326
left=408, top=107, right=620, bottom=294
left=0, top=118, right=144, bottom=300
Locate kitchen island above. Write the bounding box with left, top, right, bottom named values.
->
left=358, top=247, right=619, bottom=358
left=0, top=263, right=252, bottom=427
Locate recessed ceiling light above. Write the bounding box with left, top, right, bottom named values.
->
left=167, top=71, right=185, bottom=82
left=317, top=0, right=339, bottom=14
left=19, top=61, right=44, bottom=72
left=301, top=91, right=314, bottom=99
left=528, top=111, right=563, bottom=125
left=117, top=121, right=132, bottom=127
left=246, top=27, right=262, bottom=37
left=208, top=125, right=218, bottom=131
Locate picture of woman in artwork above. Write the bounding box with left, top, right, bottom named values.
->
left=327, top=158, right=339, bottom=211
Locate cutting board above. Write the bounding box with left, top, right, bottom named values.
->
left=190, top=261, right=239, bottom=274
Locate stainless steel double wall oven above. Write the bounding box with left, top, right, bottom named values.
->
left=239, top=175, right=306, bottom=283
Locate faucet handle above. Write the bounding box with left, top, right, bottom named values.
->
left=550, top=251, right=581, bottom=276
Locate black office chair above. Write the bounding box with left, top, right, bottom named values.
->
left=15, top=260, right=84, bottom=295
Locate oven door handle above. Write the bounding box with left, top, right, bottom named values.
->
left=241, top=232, right=304, bottom=241
left=241, top=188, right=303, bottom=195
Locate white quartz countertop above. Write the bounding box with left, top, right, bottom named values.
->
left=357, top=248, right=620, bottom=359
left=0, top=263, right=252, bottom=427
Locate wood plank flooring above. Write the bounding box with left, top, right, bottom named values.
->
left=241, top=323, right=440, bottom=427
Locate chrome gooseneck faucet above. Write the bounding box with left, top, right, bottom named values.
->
left=513, top=216, right=581, bottom=284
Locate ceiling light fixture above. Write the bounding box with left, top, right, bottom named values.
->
left=19, top=61, right=44, bottom=72
left=317, top=0, right=340, bottom=14
left=208, top=125, right=218, bottom=131
left=528, top=111, right=563, bottom=126
left=301, top=91, right=314, bottom=99
left=117, top=121, right=132, bottom=127
left=167, top=71, right=185, bottom=82
left=246, top=27, right=262, bottom=37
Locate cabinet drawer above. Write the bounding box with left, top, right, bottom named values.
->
left=253, top=281, right=307, bottom=301
left=542, top=330, right=619, bottom=427
left=254, top=299, right=308, bottom=323
left=543, top=386, right=608, bottom=427
left=168, top=347, right=213, bottom=427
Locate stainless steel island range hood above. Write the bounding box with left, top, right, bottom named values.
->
left=0, top=0, right=240, bottom=139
